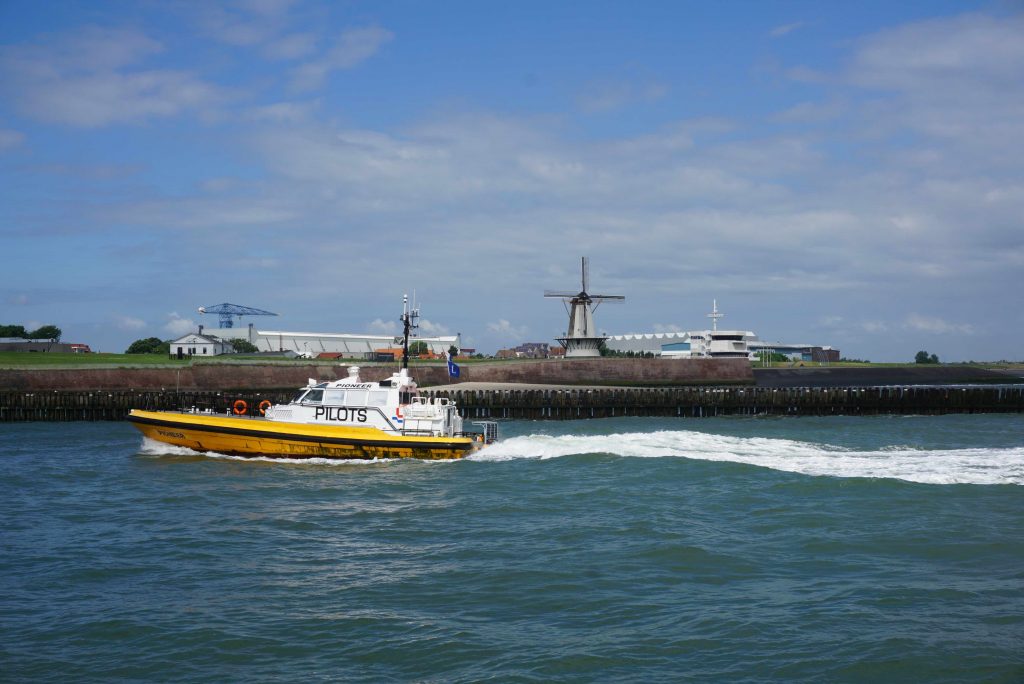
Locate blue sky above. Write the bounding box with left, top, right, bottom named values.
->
left=1, top=1, right=1021, bottom=360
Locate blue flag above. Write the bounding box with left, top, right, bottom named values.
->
left=447, top=358, right=460, bottom=378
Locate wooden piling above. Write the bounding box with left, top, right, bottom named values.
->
left=0, top=385, right=1022, bottom=422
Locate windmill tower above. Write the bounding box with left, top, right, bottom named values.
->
left=545, top=257, right=624, bottom=357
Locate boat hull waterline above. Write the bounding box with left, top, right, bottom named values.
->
left=128, top=410, right=482, bottom=460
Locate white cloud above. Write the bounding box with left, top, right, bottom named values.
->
left=772, top=99, right=845, bottom=124
left=849, top=13, right=1024, bottom=92
left=487, top=319, right=529, bottom=340
left=115, top=316, right=147, bottom=331
left=265, top=32, right=318, bottom=60
left=236, top=0, right=300, bottom=16
left=652, top=323, right=684, bottom=333
left=164, top=312, right=198, bottom=337
left=903, top=314, right=975, bottom=335
left=0, top=26, right=225, bottom=127
left=417, top=318, right=451, bottom=337
left=577, top=76, right=668, bottom=113
left=770, top=22, right=805, bottom=38
left=246, top=100, right=320, bottom=122
left=843, top=12, right=1024, bottom=157
left=367, top=318, right=398, bottom=336
left=196, top=4, right=281, bottom=46
left=290, top=26, right=393, bottom=91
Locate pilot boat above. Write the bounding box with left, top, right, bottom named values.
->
left=128, top=297, right=497, bottom=460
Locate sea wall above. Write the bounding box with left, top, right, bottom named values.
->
left=1, top=384, right=1022, bottom=422
left=0, top=358, right=753, bottom=391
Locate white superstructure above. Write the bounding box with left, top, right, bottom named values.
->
left=265, top=365, right=466, bottom=438
left=606, top=300, right=836, bottom=361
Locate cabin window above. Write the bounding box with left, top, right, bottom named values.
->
left=367, top=391, right=388, bottom=407
left=323, top=389, right=346, bottom=405
left=345, top=390, right=368, bottom=406
left=399, top=391, right=413, bottom=404
left=302, top=389, right=324, bottom=404
left=291, top=390, right=307, bottom=403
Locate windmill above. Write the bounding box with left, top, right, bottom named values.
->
left=544, top=257, right=624, bottom=357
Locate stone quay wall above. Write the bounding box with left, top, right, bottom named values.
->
left=0, top=358, right=753, bottom=392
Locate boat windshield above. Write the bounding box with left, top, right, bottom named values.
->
left=302, top=389, right=324, bottom=404
left=291, top=390, right=307, bottom=403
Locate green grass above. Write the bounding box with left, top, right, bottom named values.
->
left=0, top=352, right=191, bottom=368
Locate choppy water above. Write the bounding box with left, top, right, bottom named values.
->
left=2, top=415, right=1022, bottom=682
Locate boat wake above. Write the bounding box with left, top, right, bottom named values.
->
left=471, top=431, right=1024, bottom=485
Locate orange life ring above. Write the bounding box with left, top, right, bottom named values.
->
left=258, top=400, right=272, bottom=416
left=233, top=399, right=247, bottom=415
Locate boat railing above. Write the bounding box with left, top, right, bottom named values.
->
left=471, top=421, right=499, bottom=444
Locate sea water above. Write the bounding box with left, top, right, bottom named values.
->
left=1, top=415, right=1022, bottom=682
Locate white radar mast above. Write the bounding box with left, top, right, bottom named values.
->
left=707, top=299, right=724, bottom=332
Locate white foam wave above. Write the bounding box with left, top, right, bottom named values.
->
left=471, top=431, right=1024, bottom=485
left=139, top=437, right=214, bottom=458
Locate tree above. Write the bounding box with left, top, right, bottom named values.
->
left=228, top=338, right=259, bottom=353
left=915, top=350, right=940, bottom=364
left=408, top=341, right=428, bottom=356
left=28, top=325, right=62, bottom=341
left=448, top=344, right=460, bottom=358
left=126, top=337, right=168, bottom=354
left=0, top=325, right=27, bottom=338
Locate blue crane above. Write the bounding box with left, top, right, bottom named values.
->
left=197, top=303, right=278, bottom=329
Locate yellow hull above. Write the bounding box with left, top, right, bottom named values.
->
left=128, top=409, right=481, bottom=460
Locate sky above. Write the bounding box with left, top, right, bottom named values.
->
left=1, top=1, right=1022, bottom=361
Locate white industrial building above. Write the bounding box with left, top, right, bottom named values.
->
left=605, top=301, right=838, bottom=361
left=605, top=329, right=760, bottom=358
left=199, top=324, right=459, bottom=358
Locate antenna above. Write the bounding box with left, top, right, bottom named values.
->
left=707, top=299, right=724, bottom=332
left=399, top=293, right=420, bottom=370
